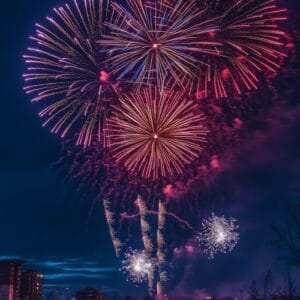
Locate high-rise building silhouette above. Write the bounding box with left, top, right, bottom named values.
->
left=0, top=260, right=22, bottom=300
left=20, top=270, right=42, bottom=300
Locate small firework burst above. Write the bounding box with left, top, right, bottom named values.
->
left=121, top=249, right=156, bottom=284
left=197, top=213, right=239, bottom=259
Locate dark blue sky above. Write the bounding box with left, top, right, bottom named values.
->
left=0, top=0, right=300, bottom=298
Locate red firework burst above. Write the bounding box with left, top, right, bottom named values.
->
left=198, top=0, right=288, bottom=99
left=23, top=0, right=116, bottom=147
left=105, top=88, right=208, bottom=180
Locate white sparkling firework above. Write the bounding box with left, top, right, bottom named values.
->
left=197, top=213, right=239, bottom=259
left=121, top=249, right=156, bottom=284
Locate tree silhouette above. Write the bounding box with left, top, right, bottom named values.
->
left=272, top=197, right=300, bottom=266
left=248, top=280, right=260, bottom=300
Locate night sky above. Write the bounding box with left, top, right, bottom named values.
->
left=0, top=0, right=300, bottom=298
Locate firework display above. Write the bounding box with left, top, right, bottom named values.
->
left=197, top=213, right=240, bottom=259
left=23, top=0, right=116, bottom=147
left=121, top=249, right=156, bottom=284
left=200, top=0, right=288, bottom=98
left=22, top=0, right=292, bottom=296
left=105, top=87, right=208, bottom=180
left=99, top=0, right=219, bottom=90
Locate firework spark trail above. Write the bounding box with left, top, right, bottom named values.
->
left=121, top=210, right=193, bottom=230
left=137, top=195, right=154, bottom=253
left=103, top=198, right=122, bottom=257
left=23, top=0, right=116, bottom=147
left=105, top=87, right=208, bottom=180
left=99, top=0, right=220, bottom=90
left=156, top=200, right=167, bottom=296
left=137, top=195, right=155, bottom=295
left=197, top=213, right=240, bottom=259
left=200, top=0, right=288, bottom=98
